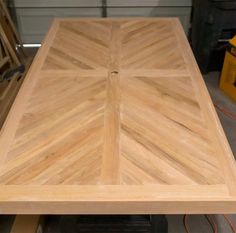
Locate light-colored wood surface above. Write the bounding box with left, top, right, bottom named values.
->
left=0, top=18, right=236, bottom=214
left=10, top=215, right=42, bottom=233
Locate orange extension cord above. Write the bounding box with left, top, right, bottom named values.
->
left=223, top=215, right=236, bottom=233
left=214, top=103, right=236, bottom=120
left=183, top=215, right=236, bottom=233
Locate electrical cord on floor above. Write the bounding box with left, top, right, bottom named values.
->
left=183, top=214, right=236, bottom=233
left=214, top=103, right=236, bottom=120
left=223, top=215, right=236, bottom=233
left=183, top=214, right=217, bottom=233
left=183, top=215, right=191, bottom=233
left=205, top=215, right=218, bottom=233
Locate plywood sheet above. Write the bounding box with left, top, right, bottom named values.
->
left=0, top=18, right=236, bottom=214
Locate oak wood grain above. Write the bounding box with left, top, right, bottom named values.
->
left=0, top=18, right=235, bottom=214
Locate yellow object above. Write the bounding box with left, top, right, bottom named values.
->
left=220, top=36, right=236, bottom=101
left=229, top=36, right=236, bottom=47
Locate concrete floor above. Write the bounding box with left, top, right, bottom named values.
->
left=168, top=72, right=236, bottom=233
left=204, top=72, right=236, bottom=156
left=0, top=72, right=235, bottom=232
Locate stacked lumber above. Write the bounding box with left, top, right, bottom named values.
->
left=0, top=0, right=27, bottom=128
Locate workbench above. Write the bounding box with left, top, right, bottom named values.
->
left=0, top=18, right=236, bottom=220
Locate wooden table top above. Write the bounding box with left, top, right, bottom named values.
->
left=0, top=18, right=236, bottom=214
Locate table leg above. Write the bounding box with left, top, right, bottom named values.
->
left=150, top=215, right=168, bottom=233
left=10, top=216, right=44, bottom=233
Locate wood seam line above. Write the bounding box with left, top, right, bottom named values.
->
left=100, top=21, right=121, bottom=184
left=40, top=69, right=190, bottom=77
left=0, top=19, right=60, bottom=168
left=40, top=69, right=108, bottom=76
left=171, top=19, right=236, bottom=195
left=120, top=69, right=190, bottom=77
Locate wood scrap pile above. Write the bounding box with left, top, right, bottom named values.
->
left=0, top=0, right=27, bottom=128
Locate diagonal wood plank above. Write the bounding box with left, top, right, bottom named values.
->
left=0, top=18, right=235, bottom=214
left=121, top=20, right=186, bottom=69
left=42, top=21, right=111, bottom=70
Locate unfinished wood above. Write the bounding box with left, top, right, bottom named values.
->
left=0, top=18, right=236, bottom=214
left=101, top=21, right=121, bottom=184
left=0, top=73, right=23, bottom=128
left=0, top=23, right=20, bottom=65
left=0, top=37, right=12, bottom=66
left=0, top=0, right=22, bottom=46
left=0, top=0, right=25, bottom=60
left=0, top=55, right=9, bottom=68
left=10, top=215, right=42, bottom=233
left=0, top=55, right=32, bottom=129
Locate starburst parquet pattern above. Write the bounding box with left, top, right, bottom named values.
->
left=0, top=18, right=235, bottom=214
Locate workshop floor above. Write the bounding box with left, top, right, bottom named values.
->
left=0, top=72, right=235, bottom=233
left=167, top=72, right=236, bottom=233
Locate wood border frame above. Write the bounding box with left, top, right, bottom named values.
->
left=0, top=18, right=236, bottom=214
